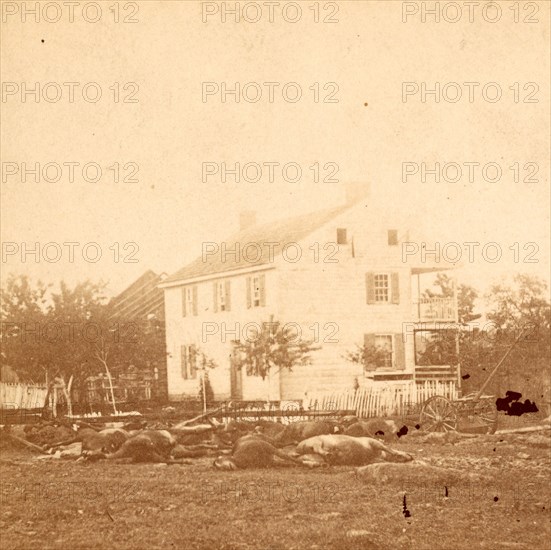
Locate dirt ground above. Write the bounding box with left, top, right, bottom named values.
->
left=1, top=427, right=550, bottom=550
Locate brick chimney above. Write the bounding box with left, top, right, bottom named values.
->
left=239, top=210, right=257, bottom=230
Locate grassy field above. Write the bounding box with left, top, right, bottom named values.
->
left=1, top=431, right=550, bottom=550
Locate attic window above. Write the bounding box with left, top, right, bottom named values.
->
left=337, top=228, right=348, bottom=245
left=388, top=230, right=398, bottom=246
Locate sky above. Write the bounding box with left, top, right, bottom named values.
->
left=1, top=1, right=549, bottom=306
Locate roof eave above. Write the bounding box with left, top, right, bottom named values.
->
left=159, top=263, right=276, bottom=289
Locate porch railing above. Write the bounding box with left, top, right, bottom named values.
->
left=413, top=297, right=456, bottom=321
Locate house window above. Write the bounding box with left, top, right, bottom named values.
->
left=364, top=332, right=405, bottom=372
left=252, top=276, right=261, bottom=307
left=388, top=230, right=398, bottom=246
left=213, top=280, right=231, bottom=313
left=374, top=274, right=390, bottom=302
left=185, top=288, right=194, bottom=312
left=337, top=228, right=348, bottom=245
left=247, top=274, right=265, bottom=308
left=182, top=285, right=198, bottom=317
left=374, top=335, right=393, bottom=368
left=217, top=281, right=226, bottom=311
left=366, top=272, right=399, bottom=305
left=181, top=344, right=197, bottom=380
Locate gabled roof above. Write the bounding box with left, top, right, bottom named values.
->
left=109, top=270, right=167, bottom=319
left=162, top=204, right=351, bottom=285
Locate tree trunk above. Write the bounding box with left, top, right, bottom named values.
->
left=51, top=385, right=57, bottom=418
left=96, top=355, right=118, bottom=415
left=201, top=371, right=207, bottom=414
left=42, top=379, right=54, bottom=419
left=103, top=364, right=117, bottom=415
left=64, top=375, right=74, bottom=417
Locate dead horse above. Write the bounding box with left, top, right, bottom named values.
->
left=296, top=435, right=413, bottom=466
left=213, top=436, right=300, bottom=470
left=103, top=430, right=190, bottom=464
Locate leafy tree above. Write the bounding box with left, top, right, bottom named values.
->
left=88, top=311, right=168, bottom=413
left=415, top=330, right=459, bottom=367
left=1, top=275, right=52, bottom=384
left=479, top=274, right=551, bottom=405
left=232, top=319, right=320, bottom=381
left=0, top=365, right=19, bottom=383
left=46, top=279, right=109, bottom=414
left=1, top=276, right=109, bottom=415
left=1, top=275, right=169, bottom=415
left=344, top=343, right=391, bottom=371
left=486, top=274, right=550, bottom=332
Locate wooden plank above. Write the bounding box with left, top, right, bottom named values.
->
left=365, top=388, right=371, bottom=418
left=495, top=425, right=551, bottom=435
left=3, top=432, right=48, bottom=454
left=213, top=409, right=355, bottom=419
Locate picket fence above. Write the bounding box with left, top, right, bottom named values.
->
left=0, top=382, right=48, bottom=410
left=305, top=380, right=458, bottom=419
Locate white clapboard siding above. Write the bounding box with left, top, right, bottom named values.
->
left=0, top=382, right=47, bottom=410
left=305, top=381, right=458, bottom=418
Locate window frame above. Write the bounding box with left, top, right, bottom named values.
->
left=373, top=334, right=394, bottom=369
left=252, top=275, right=261, bottom=307
left=185, top=287, right=194, bottom=314
left=181, top=344, right=198, bottom=380
left=373, top=272, right=391, bottom=303
left=217, top=281, right=226, bottom=312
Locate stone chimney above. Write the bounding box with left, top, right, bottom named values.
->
left=345, top=182, right=370, bottom=204
left=239, top=210, right=257, bottom=230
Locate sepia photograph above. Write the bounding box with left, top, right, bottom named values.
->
left=1, top=1, right=550, bottom=548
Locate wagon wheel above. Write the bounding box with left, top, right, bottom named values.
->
left=470, top=398, right=498, bottom=435
left=419, top=396, right=458, bottom=433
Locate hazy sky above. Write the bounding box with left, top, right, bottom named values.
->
left=2, top=1, right=549, bottom=302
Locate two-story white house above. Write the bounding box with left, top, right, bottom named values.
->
left=160, top=196, right=459, bottom=402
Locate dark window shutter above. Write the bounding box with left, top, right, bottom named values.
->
left=181, top=288, right=187, bottom=317
left=388, top=230, right=398, bottom=246
left=259, top=274, right=266, bottom=307
left=189, top=345, right=197, bottom=378
left=364, top=333, right=377, bottom=371
left=192, top=285, right=198, bottom=316
left=212, top=282, right=218, bottom=313
left=181, top=345, right=188, bottom=379
left=337, top=228, right=347, bottom=245
left=391, top=273, right=400, bottom=304
left=366, top=272, right=375, bottom=304
left=225, top=280, right=231, bottom=311
left=394, top=334, right=406, bottom=370
left=246, top=277, right=252, bottom=309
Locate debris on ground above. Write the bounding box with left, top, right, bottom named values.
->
left=23, top=422, right=74, bottom=447
left=355, top=460, right=489, bottom=484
